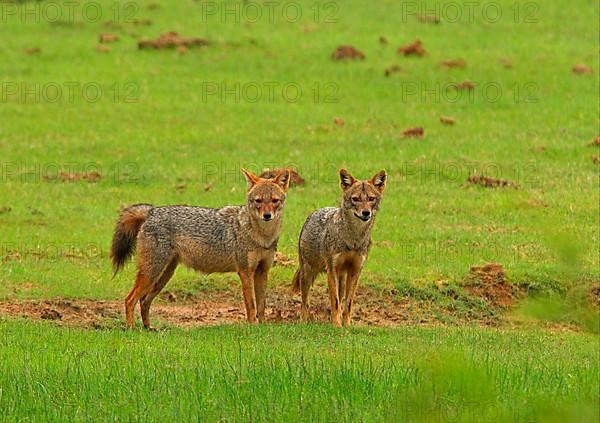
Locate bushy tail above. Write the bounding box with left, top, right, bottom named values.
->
left=110, top=204, right=153, bottom=277
left=291, top=267, right=301, bottom=293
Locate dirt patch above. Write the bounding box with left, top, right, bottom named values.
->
left=464, top=263, right=516, bottom=308
left=379, top=36, right=388, bottom=45
left=44, top=171, right=102, bottom=182
left=99, top=33, right=119, bottom=43
left=590, top=135, right=600, bottom=146
left=397, top=39, right=426, bottom=56
left=274, top=252, right=296, bottom=267
left=454, top=81, right=475, bottom=91
left=138, top=32, right=208, bottom=50
left=259, top=168, right=305, bottom=186
left=593, top=156, right=600, bottom=165
left=401, top=127, right=424, bottom=138
left=418, top=14, right=440, bottom=24
left=440, top=59, right=466, bottom=69
left=500, top=58, right=513, bottom=69
left=0, top=287, right=425, bottom=329
left=384, top=65, right=402, bottom=77
left=590, top=284, right=600, bottom=308
left=465, top=175, right=517, bottom=188
left=0, top=206, right=11, bottom=214
left=333, top=117, right=345, bottom=126
left=572, top=63, right=593, bottom=75
left=24, top=47, right=41, bottom=55
left=331, top=45, right=365, bottom=61
left=440, top=116, right=456, bottom=125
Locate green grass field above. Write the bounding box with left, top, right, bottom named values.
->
left=0, top=0, right=598, bottom=421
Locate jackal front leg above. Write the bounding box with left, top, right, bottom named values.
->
left=325, top=262, right=342, bottom=327
left=238, top=270, right=257, bottom=323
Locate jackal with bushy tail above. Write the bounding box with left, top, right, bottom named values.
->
left=110, top=168, right=290, bottom=328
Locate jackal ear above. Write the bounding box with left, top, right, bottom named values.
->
left=273, top=169, right=291, bottom=192
left=241, top=168, right=260, bottom=187
left=339, top=168, right=356, bottom=191
left=370, top=170, right=387, bottom=193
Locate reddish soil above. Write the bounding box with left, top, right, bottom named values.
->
left=464, top=263, right=516, bottom=308
left=259, top=168, right=305, bottom=186
left=454, top=81, right=475, bottom=91
left=0, top=286, right=421, bottom=329
left=572, top=63, right=593, bottom=75
left=44, top=171, right=103, bottom=182
left=440, top=116, right=456, bottom=125
left=138, top=32, right=208, bottom=50
left=440, top=59, right=466, bottom=69
left=99, top=33, right=119, bottom=43
left=331, top=45, right=365, bottom=60
left=466, top=175, right=517, bottom=188
left=397, top=40, right=426, bottom=56
left=401, top=127, right=424, bottom=138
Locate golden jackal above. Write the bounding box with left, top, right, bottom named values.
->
left=292, top=168, right=386, bottom=326
left=110, top=168, right=291, bottom=328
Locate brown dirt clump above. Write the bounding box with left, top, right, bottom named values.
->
left=397, top=39, right=426, bottom=56
left=418, top=15, right=440, bottom=24
left=138, top=32, right=208, bottom=50
left=572, top=63, right=593, bottom=75
left=455, top=81, right=475, bottom=91
left=24, top=47, right=41, bottom=55
left=274, top=252, right=295, bottom=267
left=464, top=263, right=516, bottom=308
left=0, top=206, right=11, bottom=214
left=589, top=284, right=600, bottom=308
left=590, top=135, right=600, bottom=146
left=333, top=117, right=345, bottom=126
left=401, top=127, right=424, bottom=138
left=592, top=155, right=600, bottom=165
left=94, top=45, right=110, bottom=53
left=466, top=175, right=517, bottom=188
left=44, top=171, right=102, bottom=183
left=259, top=168, right=305, bottom=186
left=99, top=33, right=119, bottom=43
left=440, top=59, right=466, bottom=69
left=440, top=116, right=456, bottom=125
left=384, top=65, right=402, bottom=77
left=500, top=58, right=513, bottom=69
left=379, top=36, right=388, bottom=45
left=331, top=45, right=365, bottom=60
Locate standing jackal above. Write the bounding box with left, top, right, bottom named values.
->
left=110, top=168, right=290, bottom=328
left=292, top=169, right=386, bottom=327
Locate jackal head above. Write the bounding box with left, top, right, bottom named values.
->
left=339, top=168, right=386, bottom=223
left=242, top=168, right=290, bottom=223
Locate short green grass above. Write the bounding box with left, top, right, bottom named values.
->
left=0, top=321, right=598, bottom=422
left=0, top=1, right=598, bottom=421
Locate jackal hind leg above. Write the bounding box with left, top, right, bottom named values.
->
left=300, top=265, right=317, bottom=322
left=139, top=257, right=179, bottom=329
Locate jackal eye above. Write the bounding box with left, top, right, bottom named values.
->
left=351, top=196, right=360, bottom=202
left=254, top=198, right=263, bottom=204
left=367, top=196, right=376, bottom=201
left=271, top=198, right=280, bottom=204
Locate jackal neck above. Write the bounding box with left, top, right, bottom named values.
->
left=339, top=207, right=373, bottom=250
left=242, top=206, right=281, bottom=249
